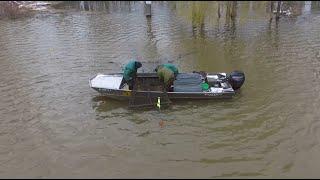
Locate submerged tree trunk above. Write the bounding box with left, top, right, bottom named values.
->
left=191, top=2, right=197, bottom=29
left=276, top=1, right=281, bottom=21
left=226, top=1, right=231, bottom=20
left=217, top=2, right=221, bottom=19
left=230, top=1, right=237, bottom=21
left=225, top=1, right=231, bottom=26
left=269, top=1, right=274, bottom=23
left=225, top=1, right=237, bottom=24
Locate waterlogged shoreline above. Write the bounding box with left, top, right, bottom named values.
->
left=0, top=1, right=61, bottom=18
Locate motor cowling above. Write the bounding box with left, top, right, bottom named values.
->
left=228, top=70, right=245, bottom=90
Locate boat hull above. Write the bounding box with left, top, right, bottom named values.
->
left=91, top=87, right=235, bottom=101
left=89, top=72, right=238, bottom=101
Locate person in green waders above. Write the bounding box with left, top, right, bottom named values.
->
left=155, top=64, right=179, bottom=91
left=123, top=60, right=142, bottom=90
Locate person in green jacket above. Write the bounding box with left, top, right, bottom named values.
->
left=123, top=60, right=142, bottom=90
left=155, top=64, right=178, bottom=91
left=155, top=63, right=179, bottom=76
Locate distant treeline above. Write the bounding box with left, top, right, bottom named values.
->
left=0, top=1, right=30, bottom=18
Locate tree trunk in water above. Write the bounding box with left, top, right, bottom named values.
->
left=269, top=1, right=274, bottom=23
left=191, top=2, right=196, bottom=29
left=230, top=1, right=237, bottom=21
left=145, top=1, right=151, bottom=17
left=276, top=1, right=281, bottom=21
left=225, top=1, right=231, bottom=25
left=217, top=2, right=221, bottom=19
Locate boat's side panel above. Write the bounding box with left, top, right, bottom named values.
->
left=92, top=87, right=235, bottom=100
left=91, top=88, right=132, bottom=100
left=168, top=92, right=234, bottom=99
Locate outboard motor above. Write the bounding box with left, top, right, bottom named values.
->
left=227, top=70, right=245, bottom=90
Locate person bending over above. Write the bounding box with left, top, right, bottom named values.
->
left=123, top=60, right=142, bottom=90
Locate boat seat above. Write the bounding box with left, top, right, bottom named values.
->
left=173, top=73, right=203, bottom=92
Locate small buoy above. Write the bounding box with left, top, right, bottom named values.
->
left=159, top=120, right=164, bottom=128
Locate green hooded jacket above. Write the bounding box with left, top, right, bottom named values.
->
left=123, top=60, right=142, bottom=82
left=158, top=64, right=179, bottom=75
left=157, top=66, right=175, bottom=87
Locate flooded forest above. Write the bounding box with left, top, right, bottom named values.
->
left=1, top=1, right=320, bottom=178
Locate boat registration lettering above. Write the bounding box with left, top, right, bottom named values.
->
left=102, top=89, right=113, bottom=94
left=205, top=93, right=221, bottom=96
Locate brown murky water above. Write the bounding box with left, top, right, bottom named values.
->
left=1, top=1, right=320, bottom=178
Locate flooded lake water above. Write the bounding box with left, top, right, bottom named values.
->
left=1, top=1, right=320, bottom=178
